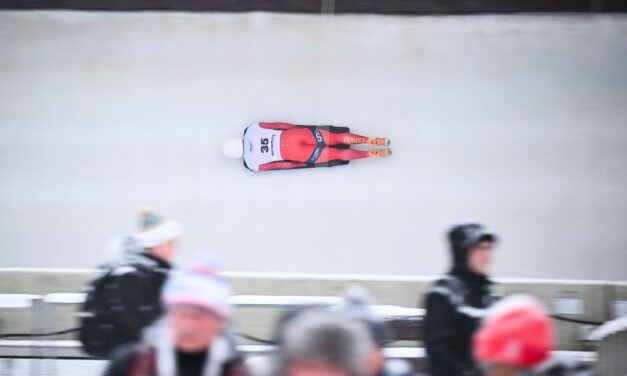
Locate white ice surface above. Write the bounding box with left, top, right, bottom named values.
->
left=0, top=11, right=626, bottom=280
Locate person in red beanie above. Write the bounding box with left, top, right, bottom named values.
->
left=473, top=295, right=593, bottom=376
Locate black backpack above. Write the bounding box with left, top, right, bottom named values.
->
left=78, top=262, right=166, bottom=358
left=79, top=267, right=128, bottom=358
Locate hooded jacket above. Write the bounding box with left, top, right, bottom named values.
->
left=423, top=224, right=498, bottom=376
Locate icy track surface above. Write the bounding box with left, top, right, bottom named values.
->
left=0, top=11, right=626, bottom=279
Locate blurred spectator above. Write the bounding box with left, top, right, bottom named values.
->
left=474, top=295, right=594, bottom=376
left=79, top=208, right=182, bottom=358
left=331, top=287, right=417, bottom=376
left=266, top=288, right=417, bottom=376
left=423, top=224, right=499, bottom=376
left=275, top=308, right=379, bottom=376
left=104, top=261, right=246, bottom=376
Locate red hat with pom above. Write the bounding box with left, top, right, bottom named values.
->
left=474, top=295, right=556, bottom=368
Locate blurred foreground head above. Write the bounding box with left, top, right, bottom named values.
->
left=474, top=295, right=555, bottom=376
left=162, top=260, right=232, bottom=352
left=279, top=309, right=379, bottom=376
left=448, top=223, right=497, bottom=275
left=135, top=208, right=182, bottom=262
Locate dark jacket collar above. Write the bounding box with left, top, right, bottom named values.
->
left=449, top=265, right=493, bottom=287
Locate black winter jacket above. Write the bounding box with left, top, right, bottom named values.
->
left=423, top=224, right=498, bottom=376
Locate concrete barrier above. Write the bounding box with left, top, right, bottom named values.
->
left=0, top=268, right=624, bottom=351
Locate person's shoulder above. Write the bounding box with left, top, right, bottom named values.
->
left=424, top=275, right=465, bottom=309
left=110, top=264, right=163, bottom=282
left=109, top=265, right=140, bottom=277
left=222, top=358, right=249, bottom=376
left=427, top=275, right=461, bottom=294
left=244, top=122, right=260, bottom=134
left=111, top=342, right=140, bottom=359
left=219, top=333, right=249, bottom=376
left=124, top=254, right=170, bottom=276
left=105, top=343, right=152, bottom=376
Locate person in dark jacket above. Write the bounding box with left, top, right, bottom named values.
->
left=423, top=223, right=499, bottom=376
left=104, top=261, right=247, bottom=376
left=79, top=209, right=182, bottom=358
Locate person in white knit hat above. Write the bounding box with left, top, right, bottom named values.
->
left=79, top=209, right=183, bottom=358
left=134, top=208, right=183, bottom=261
left=104, top=260, right=246, bottom=376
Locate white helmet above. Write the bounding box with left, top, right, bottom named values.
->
left=221, top=137, right=243, bottom=159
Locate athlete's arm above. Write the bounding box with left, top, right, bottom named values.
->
left=259, top=122, right=299, bottom=130
left=259, top=161, right=307, bottom=171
